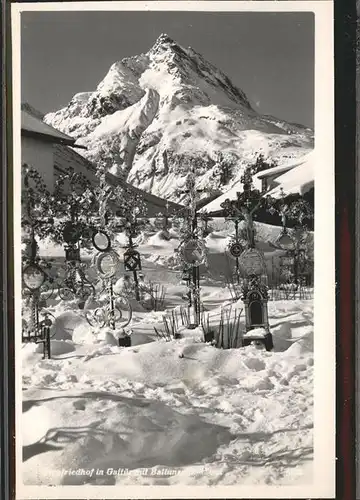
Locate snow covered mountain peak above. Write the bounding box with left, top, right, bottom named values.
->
left=142, top=34, right=253, bottom=110
left=149, top=33, right=179, bottom=52
left=97, top=60, right=139, bottom=93
left=44, top=35, right=314, bottom=203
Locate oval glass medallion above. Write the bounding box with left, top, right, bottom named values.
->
left=97, top=251, right=119, bottom=278
left=276, top=231, right=295, bottom=251
left=180, top=239, right=206, bottom=266
left=92, top=231, right=111, bottom=252
left=238, top=248, right=266, bottom=277
left=22, top=264, right=46, bottom=291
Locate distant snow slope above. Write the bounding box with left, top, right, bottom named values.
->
left=45, top=33, right=313, bottom=203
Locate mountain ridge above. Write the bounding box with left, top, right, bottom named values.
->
left=44, top=33, right=314, bottom=203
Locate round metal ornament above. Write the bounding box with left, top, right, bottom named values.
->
left=96, top=250, right=121, bottom=278
left=85, top=295, right=132, bottom=330
left=123, top=249, right=142, bottom=272
left=179, top=239, right=206, bottom=266
left=275, top=231, right=295, bottom=251
left=238, top=248, right=266, bottom=277
left=92, top=230, right=111, bottom=252
left=22, top=264, right=46, bottom=291
left=229, top=241, right=243, bottom=259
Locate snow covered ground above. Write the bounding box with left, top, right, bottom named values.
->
left=21, top=226, right=314, bottom=487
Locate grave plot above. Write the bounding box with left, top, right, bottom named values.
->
left=21, top=159, right=314, bottom=487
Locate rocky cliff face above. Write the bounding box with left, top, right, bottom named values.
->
left=45, top=33, right=313, bottom=203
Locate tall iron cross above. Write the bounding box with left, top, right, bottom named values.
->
left=178, top=176, right=206, bottom=218
left=221, top=167, right=265, bottom=249
left=221, top=167, right=263, bottom=219
left=238, top=168, right=263, bottom=214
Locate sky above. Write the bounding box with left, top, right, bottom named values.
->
left=21, top=10, right=314, bottom=128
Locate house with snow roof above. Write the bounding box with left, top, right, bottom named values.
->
left=21, top=104, right=183, bottom=217
left=254, top=152, right=314, bottom=197
left=198, top=152, right=314, bottom=237
left=256, top=163, right=298, bottom=193
left=21, top=104, right=86, bottom=192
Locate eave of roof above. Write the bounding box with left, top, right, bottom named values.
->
left=105, top=172, right=185, bottom=217
left=21, top=109, right=83, bottom=147
left=255, top=163, right=296, bottom=179
left=50, top=145, right=183, bottom=218
left=22, top=128, right=87, bottom=149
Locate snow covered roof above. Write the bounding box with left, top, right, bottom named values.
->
left=198, top=182, right=242, bottom=215
left=255, top=163, right=296, bottom=179
left=200, top=151, right=315, bottom=214
left=266, top=156, right=314, bottom=198
left=51, top=144, right=183, bottom=217
left=53, top=144, right=98, bottom=184
left=255, top=152, right=314, bottom=181
left=105, top=172, right=184, bottom=217
left=21, top=109, right=76, bottom=146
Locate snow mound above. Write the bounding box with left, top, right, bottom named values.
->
left=21, top=233, right=314, bottom=487
left=72, top=324, right=102, bottom=345
left=50, top=311, right=88, bottom=341
left=23, top=388, right=233, bottom=485
left=35, top=340, right=75, bottom=357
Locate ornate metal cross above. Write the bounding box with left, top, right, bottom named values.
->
left=176, top=169, right=207, bottom=327
left=221, top=166, right=264, bottom=249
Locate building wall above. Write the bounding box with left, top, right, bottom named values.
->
left=261, top=173, right=280, bottom=192
left=22, top=136, right=54, bottom=192
left=258, top=167, right=295, bottom=193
